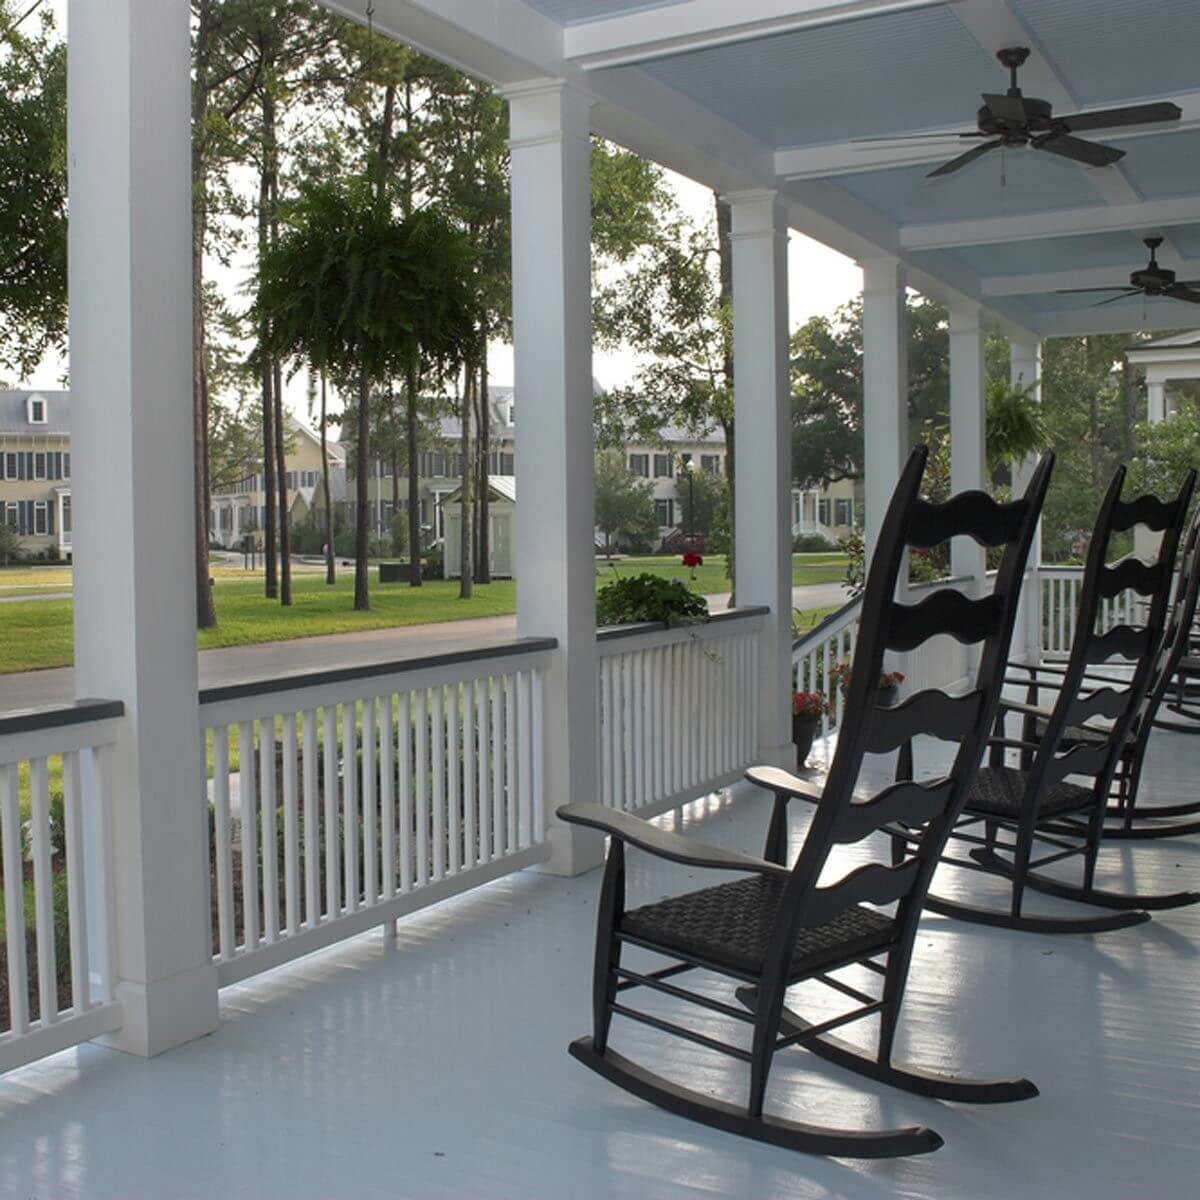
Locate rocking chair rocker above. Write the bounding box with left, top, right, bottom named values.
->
left=922, top=466, right=1197, bottom=935
left=557, top=444, right=1052, bottom=1158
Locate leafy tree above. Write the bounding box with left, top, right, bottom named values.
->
left=0, top=521, right=22, bottom=566
left=257, top=179, right=474, bottom=610
left=594, top=449, right=657, bottom=555
left=0, top=1, right=66, bottom=379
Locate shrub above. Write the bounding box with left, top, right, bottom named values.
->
left=422, top=547, right=444, bottom=581
left=792, top=532, right=833, bottom=553
left=596, top=573, right=708, bottom=627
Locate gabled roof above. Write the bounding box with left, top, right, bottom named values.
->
left=0, top=390, right=70, bottom=435
left=1126, top=330, right=1200, bottom=356
left=441, top=475, right=516, bottom=506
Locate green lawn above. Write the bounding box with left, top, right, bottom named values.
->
left=0, top=553, right=847, bottom=675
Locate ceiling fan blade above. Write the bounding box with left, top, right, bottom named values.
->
left=1059, top=101, right=1183, bottom=134
left=1090, top=291, right=1141, bottom=308
left=927, top=138, right=1002, bottom=178
left=852, top=131, right=982, bottom=143
left=1166, top=284, right=1200, bottom=304
left=1033, top=132, right=1125, bottom=167
left=1056, top=285, right=1140, bottom=295
left=982, top=92, right=1028, bottom=123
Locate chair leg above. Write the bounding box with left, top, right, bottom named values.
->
left=591, top=840, right=625, bottom=1055
left=764, top=795, right=789, bottom=866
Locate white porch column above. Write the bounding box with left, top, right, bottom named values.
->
left=949, top=303, right=986, bottom=588
left=729, top=191, right=793, bottom=769
left=1011, top=339, right=1042, bottom=661
left=506, top=81, right=603, bottom=875
left=1147, top=378, right=1167, bottom=425
left=860, top=258, right=908, bottom=559
left=68, top=0, right=218, bottom=1053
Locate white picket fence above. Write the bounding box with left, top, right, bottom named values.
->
left=596, top=609, right=765, bottom=818
left=198, top=642, right=554, bottom=986
left=0, top=703, right=123, bottom=1075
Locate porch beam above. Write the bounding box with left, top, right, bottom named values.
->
left=68, top=0, right=218, bottom=1055
left=901, top=194, right=1200, bottom=251
left=775, top=88, right=1200, bottom=181
left=505, top=80, right=604, bottom=876
left=1034, top=300, right=1198, bottom=338
left=982, top=258, right=1200, bottom=297
left=860, top=257, right=909, bottom=559
left=565, top=0, right=940, bottom=71
left=729, top=190, right=794, bottom=769
left=948, top=303, right=986, bottom=588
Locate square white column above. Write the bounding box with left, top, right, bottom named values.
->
left=1147, top=379, right=1167, bottom=424
left=69, top=0, right=218, bottom=1054
left=949, top=302, right=986, bottom=588
left=728, top=190, right=793, bottom=769
left=860, top=257, right=908, bottom=559
left=505, top=81, right=603, bottom=875
left=1011, top=339, right=1042, bottom=661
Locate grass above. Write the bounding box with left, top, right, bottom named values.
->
left=0, top=554, right=847, bottom=675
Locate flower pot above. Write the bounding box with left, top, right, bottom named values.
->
left=792, top=713, right=820, bottom=769
left=878, top=684, right=899, bottom=709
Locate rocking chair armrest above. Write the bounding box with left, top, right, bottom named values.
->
left=987, top=736, right=1041, bottom=752
left=556, top=802, right=790, bottom=878
left=744, top=765, right=825, bottom=805
left=997, top=698, right=1055, bottom=721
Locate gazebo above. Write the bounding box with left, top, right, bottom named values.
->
left=5, top=1, right=1200, bottom=1193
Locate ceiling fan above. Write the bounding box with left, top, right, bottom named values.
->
left=859, top=47, right=1182, bottom=179
left=1057, top=237, right=1200, bottom=307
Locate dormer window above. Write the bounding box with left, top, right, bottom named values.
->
left=27, top=394, right=47, bottom=424
left=507, top=402, right=515, bottom=426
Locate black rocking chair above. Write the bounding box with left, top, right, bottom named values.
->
left=922, top=465, right=1197, bottom=935
left=1013, top=504, right=1200, bottom=840
left=557, top=444, right=1052, bottom=1158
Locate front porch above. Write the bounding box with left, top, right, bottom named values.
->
left=2, top=725, right=1196, bottom=1199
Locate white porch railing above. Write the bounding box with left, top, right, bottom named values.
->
left=790, top=575, right=976, bottom=738
left=596, top=608, right=765, bottom=818
left=1039, top=566, right=1137, bottom=658
left=198, top=641, right=555, bottom=986
left=0, top=702, right=123, bottom=1075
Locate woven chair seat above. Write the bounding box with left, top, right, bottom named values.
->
left=1031, top=718, right=1110, bottom=748
left=964, top=765, right=1094, bottom=819
left=620, top=876, right=896, bottom=979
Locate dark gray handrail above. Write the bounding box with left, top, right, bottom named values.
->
left=596, top=605, right=770, bottom=644
left=0, top=698, right=124, bottom=738
left=199, top=637, right=559, bottom=707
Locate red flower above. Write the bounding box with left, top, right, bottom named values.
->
left=682, top=552, right=704, bottom=568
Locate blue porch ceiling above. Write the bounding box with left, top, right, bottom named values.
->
left=1010, top=0, right=1200, bottom=108
left=930, top=231, right=1150, bottom=280
left=644, top=5, right=998, bottom=148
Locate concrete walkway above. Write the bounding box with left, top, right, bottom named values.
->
left=0, top=581, right=847, bottom=711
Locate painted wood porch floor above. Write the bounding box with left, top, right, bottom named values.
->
left=2, top=730, right=1200, bottom=1198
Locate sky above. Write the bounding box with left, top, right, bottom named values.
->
left=25, top=0, right=864, bottom=422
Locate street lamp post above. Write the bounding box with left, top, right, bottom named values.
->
left=682, top=457, right=695, bottom=550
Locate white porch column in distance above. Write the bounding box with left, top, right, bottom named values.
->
left=1147, top=378, right=1167, bottom=425
left=1010, top=340, right=1042, bottom=660
left=68, top=0, right=218, bottom=1054
left=860, top=258, right=908, bottom=560
left=729, top=190, right=793, bottom=769
left=948, top=302, right=986, bottom=588
left=505, top=81, right=604, bottom=876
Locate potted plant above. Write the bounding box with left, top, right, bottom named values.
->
left=830, top=663, right=905, bottom=708
left=791, top=690, right=832, bottom=769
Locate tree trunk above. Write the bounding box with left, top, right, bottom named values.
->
left=256, top=89, right=277, bottom=598
left=406, top=360, right=423, bottom=588
left=192, top=0, right=217, bottom=629
left=273, top=356, right=292, bottom=605
left=320, top=371, right=335, bottom=585
left=715, top=194, right=736, bottom=603
left=458, top=366, right=474, bottom=599
left=470, top=345, right=484, bottom=583
left=354, top=373, right=371, bottom=610
left=1122, top=355, right=1137, bottom=462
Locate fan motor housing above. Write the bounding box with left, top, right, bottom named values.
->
left=978, top=96, right=1053, bottom=142
left=1132, top=265, right=1175, bottom=293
